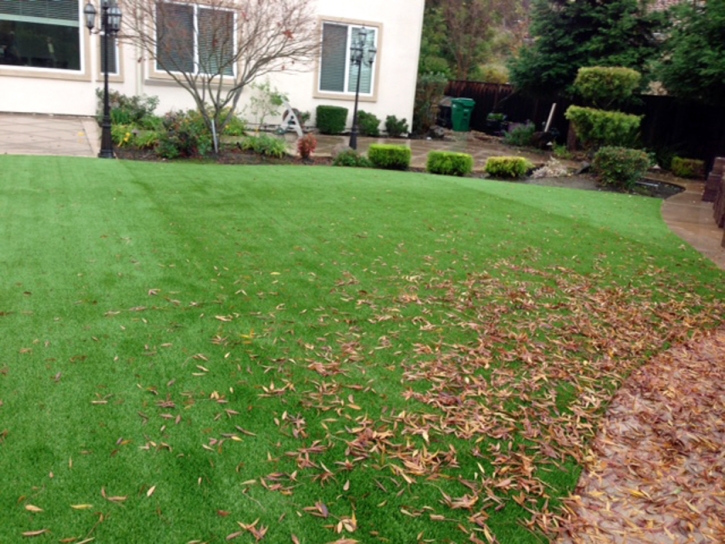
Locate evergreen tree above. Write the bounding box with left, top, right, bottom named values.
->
left=658, top=1, right=725, bottom=106
left=508, top=0, right=663, bottom=97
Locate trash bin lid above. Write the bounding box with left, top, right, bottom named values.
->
left=452, top=98, right=476, bottom=107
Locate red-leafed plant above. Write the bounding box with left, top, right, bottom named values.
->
left=297, top=133, right=317, bottom=160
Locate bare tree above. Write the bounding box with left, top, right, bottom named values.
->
left=440, top=0, right=496, bottom=80
left=121, top=0, right=318, bottom=146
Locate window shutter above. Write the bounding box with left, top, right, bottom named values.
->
left=319, top=23, right=347, bottom=92
left=156, top=2, right=194, bottom=73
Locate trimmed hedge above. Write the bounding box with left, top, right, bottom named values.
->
left=565, top=105, right=642, bottom=149
left=671, top=156, right=705, bottom=179
left=316, top=105, right=348, bottom=135
left=484, top=156, right=533, bottom=179
left=368, top=144, right=411, bottom=170
left=592, top=146, right=651, bottom=190
left=426, top=151, right=474, bottom=177
left=573, top=66, right=641, bottom=108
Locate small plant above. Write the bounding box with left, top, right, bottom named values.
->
left=111, top=124, right=133, bottom=147
left=246, top=79, right=288, bottom=129
left=531, top=158, right=569, bottom=179
left=504, top=123, right=536, bottom=147
left=592, top=146, right=651, bottom=190
left=367, top=144, right=412, bottom=170
left=671, top=156, right=705, bottom=179
left=221, top=113, right=247, bottom=137
left=385, top=115, right=409, bottom=138
left=357, top=111, right=381, bottom=137
left=240, top=134, right=288, bottom=158
left=484, top=156, right=533, bottom=179
left=552, top=143, right=573, bottom=160
left=156, top=110, right=212, bottom=159
left=426, top=151, right=474, bottom=177
left=332, top=149, right=372, bottom=168
left=316, top=105, right=349, bottom=135
left=297, top=133, right=317, bottom=160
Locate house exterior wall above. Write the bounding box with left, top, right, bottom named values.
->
left=0, top=0, right=424, bottom=130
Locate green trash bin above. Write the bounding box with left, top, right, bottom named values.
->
left=451, top=98, right=475, bottom=132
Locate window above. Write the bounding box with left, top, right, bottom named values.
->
left=99, top=32, right=118, bottom=75
left=0, top=0, right=82, bottom=71
left=319, top=23, right=377, bottom=95
left=155, top=2, right=234, bottom=76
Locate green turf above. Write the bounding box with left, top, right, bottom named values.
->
left=0, top=156, right=723, bottom=543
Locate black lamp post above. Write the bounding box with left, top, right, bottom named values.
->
left=348, top=28, right=376, bottom=150
left=84, top=0, right=122, bottom=159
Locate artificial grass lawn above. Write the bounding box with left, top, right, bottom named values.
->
left=0, top=156, right=723, bottom=543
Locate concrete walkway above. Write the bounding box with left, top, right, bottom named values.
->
left=1, top=113, right=723, bottom=270
left=661, top=180, right=725, bottom=270
left=0, top=113, right=99, bottom=157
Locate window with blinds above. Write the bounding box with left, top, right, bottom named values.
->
left=319, top=22, right=377, bottom=96
left=156, top=2, right=234, bottom=77
left=0, top=0, right=82, bottom=71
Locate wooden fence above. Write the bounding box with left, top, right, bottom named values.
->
left=443, top=80, right=725, bottom=168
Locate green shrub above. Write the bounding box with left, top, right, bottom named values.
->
left=573, top=66, right=641, bottom=108
left=221, top=114, right=247, bottom=136
left=426, top=151, right=474, bottom=177
left=592, top=146, right=651, bottom=190
left=476, top=64, right=509, bottom=84
left=111, top=124, right=133, bottom=147
left=332, top=149, right=372, bottom=168
left=565, top=105, right=642, bottom=149
left=484, top=156, right=533, bottom=179
left=367, top=144, right=412, bottom=170
left=357, top=111, right=381, bottom=137
left=97, top=89, right=160, bottom=128
left=671, top=156, right=705, bottom=179
left=503, top=123, right=536, bottom=147
left=316, top=105, right=348, bottom=135
left=132, top=130, right=161, bottom=150
left=156, top=110, right=212, bottom=159
left=240, top=134, right=288, bottom=158
left=385, top=115, right=409, bottom=138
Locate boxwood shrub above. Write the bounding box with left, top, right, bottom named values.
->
left=316, top=105, right=348, bottom=135
left=671, top=156, right=705, bottom=179
left=426, top=151, right=474, bottom=177
left=357, top=111, right=381, bottom=137
left=484, top=156, right=533, bottom=179
left=368, top=144, right=411, bottom=170
left=592, top=146, right=651, bottom=190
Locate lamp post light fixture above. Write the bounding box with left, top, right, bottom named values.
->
left=84, top=0, right=122, bottom=159
left=348, top=28, right=376, bottom=151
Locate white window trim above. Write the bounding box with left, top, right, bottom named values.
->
left=0, top=0, right=88, bottom=77
left=154, top=1, right=237, bottom=78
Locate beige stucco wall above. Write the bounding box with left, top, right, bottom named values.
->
left=0, top=0, right=424, bottom=130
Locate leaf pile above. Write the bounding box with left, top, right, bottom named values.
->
left=559, top=328, right=725, bottom=543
